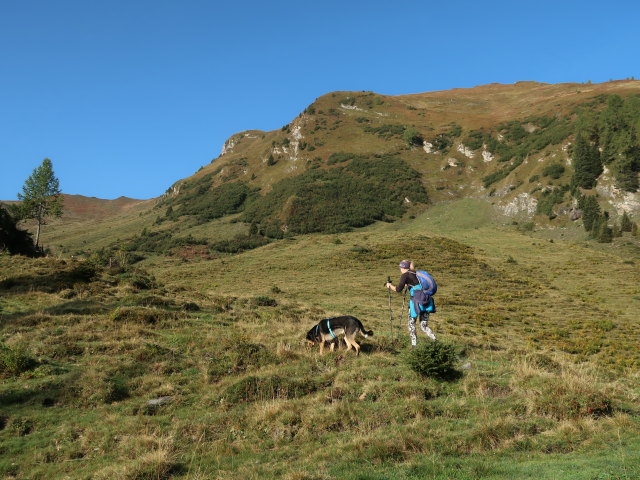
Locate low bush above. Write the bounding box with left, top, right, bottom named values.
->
left=0, top=344, right=38, bottom=377
left=243, top=154, right=427, bottom=235
left=210, top=234, right=270, bottom=253
left=404, top=341, right=460, bottom=380
left=543, top=163, right=566, bottom=179
left=109, top=307, right=180, bottom=325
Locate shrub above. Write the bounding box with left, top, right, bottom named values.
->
left=363, top=124, right=405, bottom=138
left=327, top=152, right=359, bottom=165
left=210, top=234, right=270, bottom=253
left=0, top=344, right=38, bottom=377
left=172, top=181, right=251, bottom=221
left=404, top=341, right=460, bottom=380
left=543, top=163, right=566, bottom=179
left=243, top=154, right=427, bottom=235
left=109, top=307, right=180, bottom=325
left=403, top=127, right=423, bottom=147
left=249, top=296, right=277, bottom=307
left=536, top=189, right=565, bottom=218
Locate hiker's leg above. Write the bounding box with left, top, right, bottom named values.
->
left=407, top=315, right=417, bottom=347
left=419, top=313, right=436, bottom=340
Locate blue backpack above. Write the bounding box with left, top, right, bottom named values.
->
left=416, top=270, right=437, bottom=295
left=409, top=270, right=437, bottom=317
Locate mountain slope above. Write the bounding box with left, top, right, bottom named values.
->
left=40, top=80, right=640, bottom=256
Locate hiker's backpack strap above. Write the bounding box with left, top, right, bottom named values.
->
left=326, top=319, right=337, bottom=339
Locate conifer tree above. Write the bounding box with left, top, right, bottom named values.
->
left=17, top=158, right=63, bottom=248
left=597, top=221, right=613, bottom=243
left=578, top=194, right=601, bottom=231
left=571, top=133, right=603, bottom=189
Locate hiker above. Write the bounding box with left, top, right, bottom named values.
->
left=385, top=260, right=436, bottom=346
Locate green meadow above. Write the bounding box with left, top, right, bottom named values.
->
left=2, top=199, right=639, bottom=479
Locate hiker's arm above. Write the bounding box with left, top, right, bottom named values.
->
left=386, top=274, right=407, bottom=293
left=385, top=281, right=399, bottom=292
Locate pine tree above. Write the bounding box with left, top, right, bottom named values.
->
left=571, top=134, right=603, bottom=189
left=596, top=218, right=613, bottom=243
left=16, top=158, right=63, bottom=248
left=578, top=194, right=601, bottom=231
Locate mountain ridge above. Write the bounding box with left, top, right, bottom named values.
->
left=25, top=79, right=640, bottom=252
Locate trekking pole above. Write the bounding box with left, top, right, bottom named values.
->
left=387, top=276, right=393, bottom=337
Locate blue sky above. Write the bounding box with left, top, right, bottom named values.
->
left=1, top=0, right=638, bottom=200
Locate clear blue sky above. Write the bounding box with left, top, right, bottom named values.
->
left=1, top=0, right=638, bottom=200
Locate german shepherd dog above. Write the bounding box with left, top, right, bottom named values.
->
left=306, top=316, right=373, bottom=355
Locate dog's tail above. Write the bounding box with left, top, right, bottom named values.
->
left=356, top=318, right=374, bottom=337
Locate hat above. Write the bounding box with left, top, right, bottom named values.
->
left=398, top=261, right=411, bottom=269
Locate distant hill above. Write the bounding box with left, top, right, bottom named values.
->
left=160, top=80, right=639, bottom=234
left=51, top=194, right=149, bottom=223
left=36, top=80, right=640, bottom=254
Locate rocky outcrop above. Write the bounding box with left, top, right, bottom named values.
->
left=457, top=143, right=474, bottom=158
left=498, top=193, right=538, bottom=216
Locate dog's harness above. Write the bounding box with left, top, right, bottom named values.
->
left=326, top=319, right=336, bottom=339
left=315, top=319, right=337, bottom=340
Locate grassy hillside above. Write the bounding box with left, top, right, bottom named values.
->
left=2, top=205, right=639, bottom=479
left=2, top=80, right=640, bottom=479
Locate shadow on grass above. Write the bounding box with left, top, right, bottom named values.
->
left=0, top=263, right=96, bottom=294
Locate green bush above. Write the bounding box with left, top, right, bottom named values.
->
left=210, top=234, right=270, bottom=253
left=542, top=163, right=565, bottom=179
left=243, top=154, right=427, bottom=235
left=403, top=127, right=423, bottom=147
left=327, top=152, right=360, bottom=165
left=404, top=341, right=460, bottom=380
left=363, top=124, right=405, bottom=138
left=536, top=189, right=565, bottom=218
left=0, top=344, right=38, bottom=376
left=172, top=181, right=252, bottom=221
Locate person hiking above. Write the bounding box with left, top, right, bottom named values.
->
left=385, top=260, right=436, bottom=346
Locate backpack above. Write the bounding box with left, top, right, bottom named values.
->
left=409, top=270, right=437, bottom=317
left=416, top=270, right=437, bottom=295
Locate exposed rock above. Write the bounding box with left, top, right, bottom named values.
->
left=498, top=193, right=538, bottom=216
left=340, top=103, right=365, bottom=112
left=423, top=141, right=435, bottom=153
left=482, top=149, right=494, bottom=162
left=221, top=136, right=237, bottom=156
left=146, top=396, right=173, bottom=406
left=570, top=208, right=582, bottom=221
left=457, top=143, right=474, bottom=158
left=596, top=166, right=640, bottom=214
